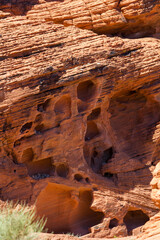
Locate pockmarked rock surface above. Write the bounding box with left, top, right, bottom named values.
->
left=135, top=162, right=160, bottom=240
left=0, top=0, right=160, bottom=238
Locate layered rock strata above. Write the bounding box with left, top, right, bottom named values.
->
left=0, top=0, right=160, bottom=237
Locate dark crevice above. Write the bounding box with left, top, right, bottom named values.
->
left=14, top=139, right=21, bottom=147
left=102, top=147, right=114, bottom=163
left=120, top=49, right=137, bottom=57
left=91, top=157, right=95, bottom=171
left=109, top=218, right=119, bottom=229
left=85, top=121, right=100, bottom=141
left=103, top=172, right=113, bottom=178
left=20, top=122, right=32, bottom=134
left=69, top=190, right=104, bottom=235
left=123, top=210, right=149, bottom=235
left=25, top=157, right=54, bottom=179
left=39, top=73, right=62, bottom=92
left=46, top=42, right=64, bottom=48
left=12, top=49, right=43, bottom=59
left=74, top=174, right=83, bottom=182
left=87, top=108, right=101, bottom=121
left=103, top=172, right=118, bottom=185
left=56, top=163, right=69, bottom=178
left=84, top=145, right=116, bottom=182
left=108, top=47, right=142, bottom=59
left=89, top=66, right=104, bottom=75
left=85, top=177, right=90, bottom=183
left=0, top=56, right=7, bottom=61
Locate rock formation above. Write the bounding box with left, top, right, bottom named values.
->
left=133, top=162, right=160, bottom=240
left=0, top=0, right=160, bottom=238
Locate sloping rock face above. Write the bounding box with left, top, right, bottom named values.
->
left=0, top=0, right=160, bottom=238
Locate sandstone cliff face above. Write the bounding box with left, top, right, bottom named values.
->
left=0, top=0, right=160, bottom=238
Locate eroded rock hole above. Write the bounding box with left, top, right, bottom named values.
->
left=109, top=218, right=119, bottom=229
left=83, top=144, right=116, bottom=181
left=77, top=80, right=96, bottom=101
left=102, top=147, right=114, bottom=163
left=85, top=121, right=100, bottom=141
left=25, top=157, right=54, bottom=179
left=20, top=122, right=32, bottom=133
left=123, top=210, right=149, bottom=235
left=37, top=99, right=51, bottom=112
left=56, top=163, right=69, bottom=178
left=74, top=174, right=83, bottom=182
left=21, top=148, right=34, bottom=162
left=36, top=183, right=104, bottom=235
left=71, top=189, right=104, bottom=235
left=85, top=177, right=90, bottom=183
left=103, top=172, right=113, bottom=178
left=84, top=145, right=114, bottom=174
left=87, top=108, right=101, bottom=120
left=54, top=96, right=71, bottom=119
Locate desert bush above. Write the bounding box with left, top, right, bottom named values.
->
left=0, top=201, right=46, bottom=240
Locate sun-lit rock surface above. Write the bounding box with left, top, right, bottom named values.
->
left=1, top=0, right=159, bottom=37
left=0, top=0, right=160, bottom=238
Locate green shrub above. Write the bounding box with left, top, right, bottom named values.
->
left=0, top=201, right=46, bottom=240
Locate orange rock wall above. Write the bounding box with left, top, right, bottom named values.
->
left=36, top=183, right=104, bottom=235
left=0, top=0, right=160, bottom=237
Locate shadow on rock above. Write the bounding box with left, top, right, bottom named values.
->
left=0, top=0, right=39, bottom=15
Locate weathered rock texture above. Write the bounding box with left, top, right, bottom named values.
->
left=132, top=163, right=160, bottom=240
left=0, top=0, right=160, bottom=238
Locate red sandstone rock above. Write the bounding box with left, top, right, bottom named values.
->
left=135, top=162, right=160, bottom=239
left=36, top=182, right=104, bottom=235
left=0, top=0, right=160, bottom=238
left=1, top=0, right=159, bottom=37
